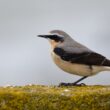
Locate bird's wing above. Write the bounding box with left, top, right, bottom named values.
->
left=54, top=47, right=110, bottom=66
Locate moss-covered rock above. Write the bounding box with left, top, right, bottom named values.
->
left=0, top=85, right=110, bottom=110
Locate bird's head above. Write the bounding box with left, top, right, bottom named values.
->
left=38, top=30, right=70, bottom=48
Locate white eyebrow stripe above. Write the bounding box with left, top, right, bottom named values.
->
left=50, top=33, right=64, bottom=38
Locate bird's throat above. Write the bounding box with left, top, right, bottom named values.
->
left=49, top=40, right=59, bottom=48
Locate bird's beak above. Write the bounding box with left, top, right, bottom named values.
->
left=37, top=35, right=49, bottom=39
left=38, top=34, right=63, bottom=42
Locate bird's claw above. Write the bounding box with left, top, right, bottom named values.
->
left=58, top=82, right=86, bottom=87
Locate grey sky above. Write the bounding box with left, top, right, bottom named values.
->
left=0, top=0, right=110, bottom=86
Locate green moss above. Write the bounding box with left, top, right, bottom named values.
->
left=0, top=85, right=109, bottom=110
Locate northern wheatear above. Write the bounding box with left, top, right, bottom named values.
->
left=38, top=30, right=110, bottom=86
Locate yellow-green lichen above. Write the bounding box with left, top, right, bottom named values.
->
left=0, top=85, right=109, bottom=110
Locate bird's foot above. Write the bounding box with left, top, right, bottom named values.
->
left=58, top=82, right=86, bottom=87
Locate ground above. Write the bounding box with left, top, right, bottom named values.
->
left=0, top=85, right=110, bottom=110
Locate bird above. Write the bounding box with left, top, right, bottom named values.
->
left=38, top=30, right=110, bottom=86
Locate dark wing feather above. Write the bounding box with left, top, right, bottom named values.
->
left=54, top=47, right=110, bottom=66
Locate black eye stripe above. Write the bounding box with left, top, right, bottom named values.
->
left=49, top=35, right=64, bottom=42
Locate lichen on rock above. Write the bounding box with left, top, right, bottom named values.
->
left=0, top=85, right=110, bottom=110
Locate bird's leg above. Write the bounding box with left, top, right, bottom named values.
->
left=72, top=76, right=88, bottom=85
left=59, top=76, right=88, bottom=87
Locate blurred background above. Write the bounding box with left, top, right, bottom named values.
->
left=0, top=0, right=110, bottom=86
